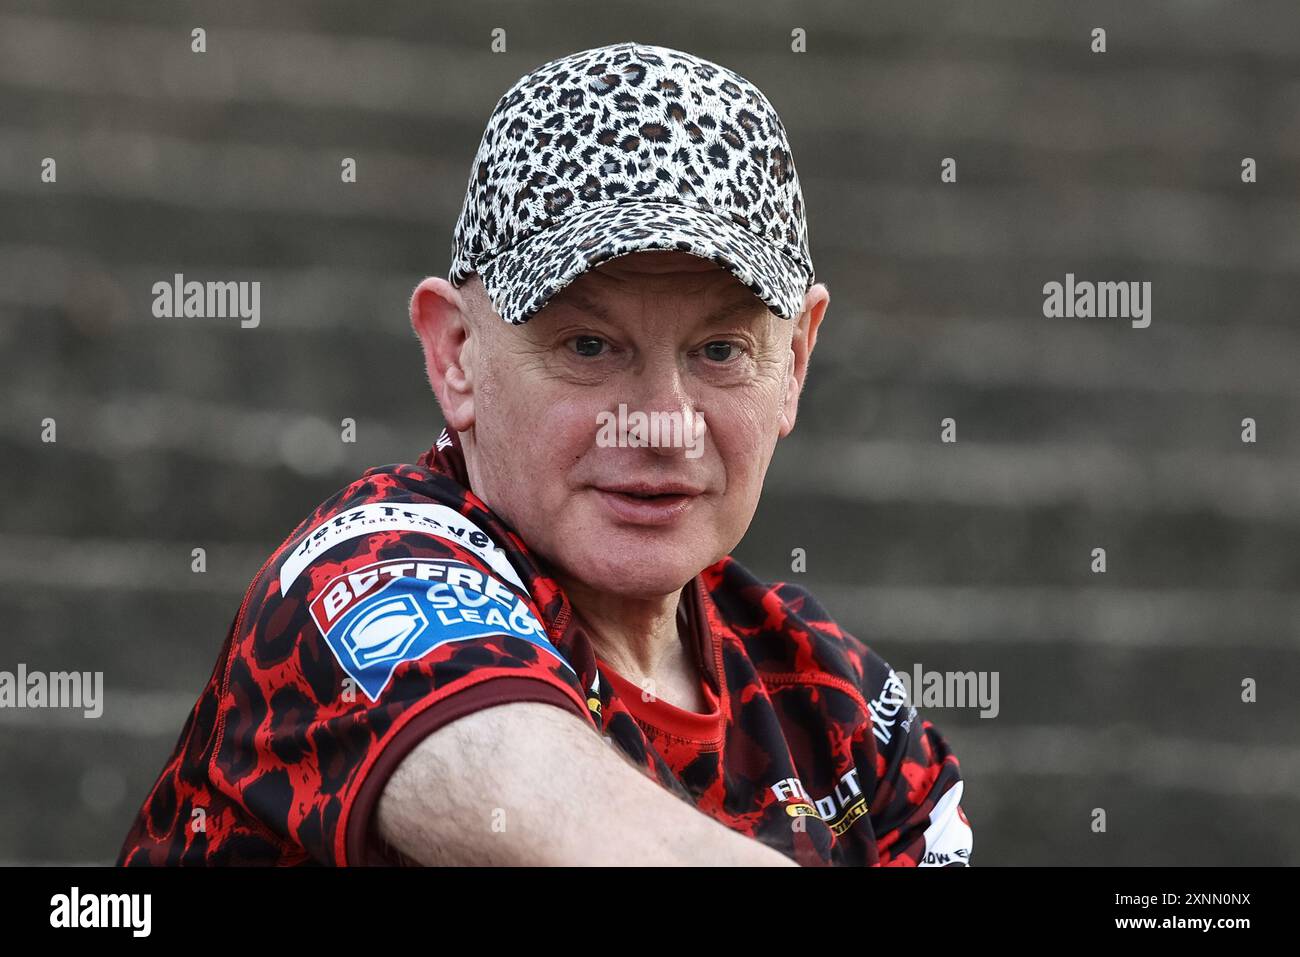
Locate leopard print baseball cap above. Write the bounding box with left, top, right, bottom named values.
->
left=448, top=42, right=816, bottom=325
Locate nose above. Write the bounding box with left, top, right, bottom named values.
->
left=624, top=351, right=706, bottom=459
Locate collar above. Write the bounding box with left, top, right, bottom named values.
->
left=590, top=576, right=726, bottom=747
left=416, top=427, right=471, bottom=487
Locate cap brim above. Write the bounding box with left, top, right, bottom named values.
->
left=476, top=200, right=811, bottom=325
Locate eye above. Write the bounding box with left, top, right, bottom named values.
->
left=702, top=340, right=735, bottom=362
left=571, top=335, right=606, bottom=357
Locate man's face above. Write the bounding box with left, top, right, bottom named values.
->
left=452, top=251, right=822, bottom=599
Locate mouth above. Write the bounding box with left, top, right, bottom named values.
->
left=592, top=482, right=703, bottom=526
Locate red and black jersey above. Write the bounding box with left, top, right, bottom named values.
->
left=118, top=429, right=972, bottom=867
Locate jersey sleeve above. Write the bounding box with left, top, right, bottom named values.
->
left=862, top=653, right=973, bottom=866
left=208, top=498, right=593, bottom=866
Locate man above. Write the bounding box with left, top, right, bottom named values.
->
left=118, top=42, right=972, bottom=866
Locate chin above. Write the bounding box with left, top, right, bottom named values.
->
left=553, top=535, right=716, bottom=599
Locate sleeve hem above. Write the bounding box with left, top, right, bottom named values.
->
left=339, top=675, right=593, bottom=866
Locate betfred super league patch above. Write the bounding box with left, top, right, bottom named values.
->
left=307, top=558, right=573, bottom=701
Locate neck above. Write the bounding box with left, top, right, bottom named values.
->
left=560, top=577, right=689, bottom=684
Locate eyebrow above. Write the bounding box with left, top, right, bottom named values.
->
left=558, top=288, right=770, bottom=327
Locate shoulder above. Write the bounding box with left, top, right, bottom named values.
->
left=195, top=459, right=586, bottom=865
left=258, top=461, right=465, bottom=589
left=228, top=458, right=562, bottom=707
left=701, top=555, right=888, bottom=692
left=269, top=462, right=527, bottom=603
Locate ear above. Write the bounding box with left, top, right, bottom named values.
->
left=410, top=276, right=476, bottom=431
left=778, top=282, right=829, bottom=438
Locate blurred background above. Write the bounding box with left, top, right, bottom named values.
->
left=1, top=0, right=1298, bottom=865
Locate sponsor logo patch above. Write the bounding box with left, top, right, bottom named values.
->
left=919, top=781, right=972, bottom=866
left=771, top=766, right=868, bottom=836
left=308, top=558, right=572, bottom=701
left=868, top=667, right=916, bottom=746
left=280, top=502, right=527, bottom=595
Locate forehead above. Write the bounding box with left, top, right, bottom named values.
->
left=545, top=251, right=770, bottom=324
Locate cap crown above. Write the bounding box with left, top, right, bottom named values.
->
left=449, top=42, right=813, bottom=287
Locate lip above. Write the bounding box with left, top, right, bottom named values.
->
left=598, top=480, right=704, bottom=497
left=592, top=483, right=702, bottom=526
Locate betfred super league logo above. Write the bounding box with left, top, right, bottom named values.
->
left=307, top=558, right=572, bottom=700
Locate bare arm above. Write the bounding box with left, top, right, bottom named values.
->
left=375, top=700, right=798, bottom=866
